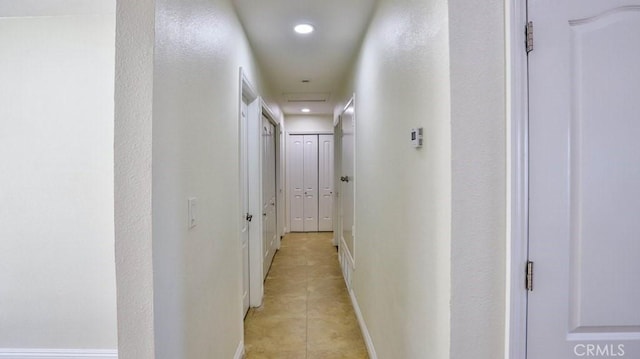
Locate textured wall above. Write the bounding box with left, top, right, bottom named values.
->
left=345, top=0, right=452, bottom=357
left=115, top=0, right=270, bottom=357
left=114, top=0, right=156, bottom=358
left=448, top=0, right=506, bottom=358
left=342, top=0, right=508, bottom=358
left=151, top=0, right=268, bottom=357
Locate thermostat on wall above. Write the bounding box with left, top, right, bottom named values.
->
left=411, top=128, right=423, bottom=148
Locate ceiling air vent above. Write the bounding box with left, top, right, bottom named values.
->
left=283, top=93, right=330, bottom=103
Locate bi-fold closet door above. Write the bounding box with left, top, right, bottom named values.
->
left=290, top=134, right=333, bottom=232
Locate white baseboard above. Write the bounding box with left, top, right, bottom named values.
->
left=0, top=349, right=117, bottom=358
left=233, top=341, right=244, bottom=359
left=349, top=289, right=378, bottom=359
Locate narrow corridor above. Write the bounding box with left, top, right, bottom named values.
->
left=244, top=232, right=368, bottom=358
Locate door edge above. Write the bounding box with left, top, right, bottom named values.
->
left=505, top=0, right=530, bottom=358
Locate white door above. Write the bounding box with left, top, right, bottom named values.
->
left=240, top=100, right=250, bottom=317
left=333, top=122, right=342, bottom=246
left=527, top=1, right=640, bottom=358
left=262, top=115, right=277, bottom=278
left=289, top=135, right=305, bottom=232
left=341, top=102, right=355, bottom=259
left=318, top=135, right=334, bottom=231
left=289, top=134, right=333, bottom=232
left=303, top=135, right=319, bottom=232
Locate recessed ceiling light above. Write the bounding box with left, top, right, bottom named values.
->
left=294, top=24, right=314, bottom=34
left=301, top=108, right=311, bottom=113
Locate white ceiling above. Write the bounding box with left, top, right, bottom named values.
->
left=233, top=0, right=377, bottom=115
left=0, top=0, right=114, bottom=17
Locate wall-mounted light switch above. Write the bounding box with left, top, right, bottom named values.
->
left=188, top=197, right=197, bottom=229
left=411, top=128, right=423, bottom=148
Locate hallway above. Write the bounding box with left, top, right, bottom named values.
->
left=2, top=1, right=509, bottom=357
left=244, top=232, right=368, bottom=359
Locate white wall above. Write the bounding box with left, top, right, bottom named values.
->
left=342, top=0, right=452, bottom=357
left=341, top=0, right=507, bottom=358
left=114, top=0, right=156, bottom=358
left=0, top=10, right=117, bottom=350
left=284, top=114, right=333, bottom=133
left=448, top=0, right=506, bottom=358
left=114, top=0, right=273, bottom=358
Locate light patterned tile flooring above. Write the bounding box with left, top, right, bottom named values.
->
left=244, top=232, right=369, bottom=359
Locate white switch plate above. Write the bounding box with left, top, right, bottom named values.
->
left=411, top=127, right=423, bottom=148
left=188, top=197, right=197, bottom=229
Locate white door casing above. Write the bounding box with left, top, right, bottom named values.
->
left=527, top=1, right=640, bottom=358
left=318, top=134, right=334, bottom=232
left=303, top=135, right=319, bottom=232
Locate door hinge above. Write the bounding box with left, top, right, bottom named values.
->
left=245, top=213, right=253, bottom=222
left=525, top=21, right=534, bottom=54
left=526, top=261, right=534, bottom=291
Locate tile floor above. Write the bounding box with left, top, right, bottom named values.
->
left=244, top=232, right=369, bottom=359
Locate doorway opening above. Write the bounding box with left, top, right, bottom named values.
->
left=287, top=133, right=334, bottom=233
left=239, top=69, right=282, bottom=311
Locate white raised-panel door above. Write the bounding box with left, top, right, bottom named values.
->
left=528, top=1, right=640, bottom=358
left=303, top=135, right=319, bottom=232
left=262, top=115, right=277, bottom=278
left=289, top=135, right=305, bottom=232
left=318, top=134, right=334, bottom=231
left=240, top=100, right=250, bottom=317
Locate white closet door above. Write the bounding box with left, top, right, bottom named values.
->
left=302, top=135, right=319, bottom=232
left=289, top=135, right=304, bottom=232
left=318, top=135, right=334, bottom=231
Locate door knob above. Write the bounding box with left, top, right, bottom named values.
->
left=340, top=176, right=350, bottom=183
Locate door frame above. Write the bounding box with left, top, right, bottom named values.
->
left=239, top=68, right=261, bottom=308
left=259, top=101, right=281, bottom=277
left=506, top=0, right=530, bottom=358
left=336, top=96, right=356, bottom=270
left=332, top=118, right=342, bottom=247
left=285, top=130, right=333, bottom=233
left=239, top=69, right=257, bottom=317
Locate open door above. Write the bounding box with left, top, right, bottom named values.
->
left=239, top=69, right=258, bottom=316
left=261, top=113, right=278, bottom=278
left=526, top=1, right=640, bottom=357
left=336, top=97, right=356, bottom=288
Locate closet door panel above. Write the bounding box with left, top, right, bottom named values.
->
left=302, top=135, right=319, bottom=232
left=318, top=135, right=334, bottom=231
left=289, top=135, right=304, bottom=232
